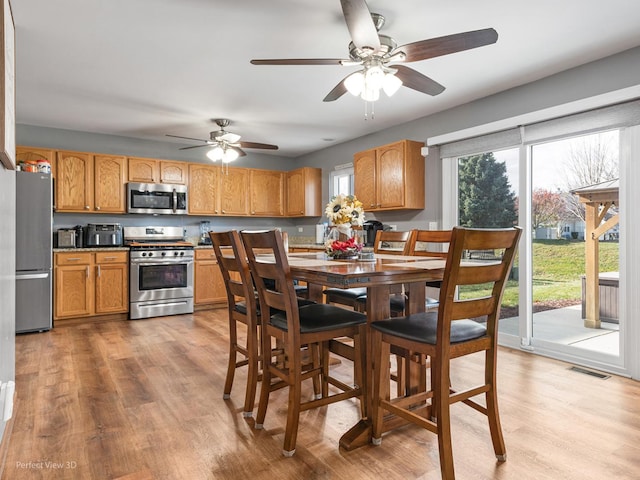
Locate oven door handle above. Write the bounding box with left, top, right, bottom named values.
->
left=173, top=188, right=178, bottom=213
left=131, top=261, right=194, bottom=267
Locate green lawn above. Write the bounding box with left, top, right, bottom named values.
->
left=461, top=239, right=619, bottom=308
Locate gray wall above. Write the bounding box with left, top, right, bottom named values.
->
left=0, top=166, right=16, bottom=442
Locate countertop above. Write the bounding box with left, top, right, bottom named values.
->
left=53, top=247, right=130, bottom=253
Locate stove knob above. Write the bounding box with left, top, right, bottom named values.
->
left=161, top=251, right=166, bottom=257
left=180, top=251, right=185, bottom=256
left=141, top=252, right=147, bottom=257
left=148, top=252, right=153, bottom=257
left=174, top=251, right=179, bottom=256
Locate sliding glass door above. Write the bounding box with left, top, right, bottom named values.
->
left=449, top=129, right=622, bottom=372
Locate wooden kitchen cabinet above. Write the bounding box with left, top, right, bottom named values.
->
left=54, top=253, right=94, bottom=319
left=93, top=154, right=127, bottom=213
left=160, top=161, right=188, bottom=184
left=194, top=248, right=227, bottom=305
left=56, top=150, right=126, bottom=213
left=286, top=167, right=322, bottom=217
left=56, top=151, right=93, bottom=212
left=128, top=157, right=188, bottom=184
left=250, top=169, right=284, bottom=216
left=94, top=251, right=129, bottom=314
left=16, top=146, right=56, bottom=177
left=219, top=167, right=250, bottom=215
left=54, top=251, right=129, bottom=319
left=354, top=139, right=425, bottom=211
left=128, top=157, right=159, bottom=183
left=189, top=164, right=221, bottom=215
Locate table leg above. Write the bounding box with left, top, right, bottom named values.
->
left=339, top=284, right=390, bottom=450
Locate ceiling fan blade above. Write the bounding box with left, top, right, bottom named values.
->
left=230, top=146, right=247, bottom=157
left=251, top=58, right=346, bottom=66
left=238, top=141, right=279, bottom=150
left=166, top=134, right=208, bottom=143
left=323, top=77, right=349, bottom=102
left=340, top=0, right=381, bottom=53
left=393, top=65, right=445, bottom=96
left=178, top=144, right=214, bottom=151
left=219, top=132, right=242, bottom=143
left=397, top=28, right=498, bottom=63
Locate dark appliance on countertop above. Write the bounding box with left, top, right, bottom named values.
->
left=127, top=182, right=188, bottom=215
left=362, top=220, right=384, bottom=247
left=124, top=226, right=194, bottom=320
left=16, top=171, right=53, bottom=333
left=85, top=223, right=123, bottom=247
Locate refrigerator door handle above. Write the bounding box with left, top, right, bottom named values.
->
left=16, top=273, right=50, bottom=280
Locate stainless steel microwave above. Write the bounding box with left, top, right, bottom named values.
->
left=127, top=182, right=188, bottom=215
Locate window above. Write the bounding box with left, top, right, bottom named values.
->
left=329, top=167, right=354, bottom=198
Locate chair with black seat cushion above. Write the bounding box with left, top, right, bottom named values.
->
left=371, top=226, right=521, bottom=480
left=210, top=230, right=315, bottom=418
left=324, top=229, right=415, bottom=311
left=241, top=229, right=367, bottom=457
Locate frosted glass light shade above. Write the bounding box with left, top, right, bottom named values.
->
left=207, top=146, right=224, bottom=161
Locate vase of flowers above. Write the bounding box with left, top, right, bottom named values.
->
left=324, top=194, right=365, bottom=258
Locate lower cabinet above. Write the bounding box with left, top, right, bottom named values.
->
left=194, top=248, right=227, bottom=306
left=54, top=251, right=128, bottom=319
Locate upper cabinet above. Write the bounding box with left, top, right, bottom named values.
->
left=250, top=169, right=284, bottom=216
left=128, top=157, right=188, bottom=184
left=160, top=161, right=188, bottom=185
left=219, top=167, right=250, bottom=216
left=286, top=167, right=322, bottom=217
left=354, top=139, right=425, bottom=211
left=188, top=163, right=220, bottom=215
left=16, top=146, right=56, bottom=178
left=56, top=150, right=127, bottom=213
left=93, top=155, right=127, bottom=213
left=127, top=157, right=159, bottom=183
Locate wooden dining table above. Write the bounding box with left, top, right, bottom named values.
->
left=284, top=251, right=447, bottom=450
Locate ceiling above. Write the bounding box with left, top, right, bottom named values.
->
left=12, top=0, right=640, bottom=158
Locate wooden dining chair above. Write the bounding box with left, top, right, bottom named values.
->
left=324, top=229, right=416, bottom=312
left=241, top=229, right=367, bottom=457
left=209, top=230, right=263, bottom=418
left=370, top=226, right=521, bottom=480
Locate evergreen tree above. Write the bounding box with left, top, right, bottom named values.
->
left=458, top=152, right=518, bottom=228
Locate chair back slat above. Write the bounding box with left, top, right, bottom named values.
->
left=409, top=230, right=451, bottom=258
left=373, top=230, right=415, bottom=255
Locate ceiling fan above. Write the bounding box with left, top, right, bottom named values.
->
left=251, top=0, right=498, bottom=102
left=166, top=119, right=278, bottom=163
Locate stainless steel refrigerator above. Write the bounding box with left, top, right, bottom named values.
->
left=15, top=171, right=53, bottom=333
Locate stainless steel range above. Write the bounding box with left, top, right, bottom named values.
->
left=125, top=226, right=194, bottom=320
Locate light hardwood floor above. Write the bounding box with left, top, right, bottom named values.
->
left=3, top=309, right=640, bottom=480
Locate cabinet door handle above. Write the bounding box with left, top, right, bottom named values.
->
left=86, top=266, right=90, bottom=277
left=97, top=265, right=101, bottom=277
left=66, top=257, right=82, bottom=261
left=96, top=206, right=101, bottom=210
left=85, top=205, right=90, bottom=209
left=221, top=210, right=226, bottom=214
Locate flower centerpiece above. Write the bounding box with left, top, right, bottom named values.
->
left=324, top=194, right=365, bottom=258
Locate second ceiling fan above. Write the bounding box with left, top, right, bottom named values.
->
left=251, top=0, right=498, bottom=102
left=166, top=119, right=278, bottom=163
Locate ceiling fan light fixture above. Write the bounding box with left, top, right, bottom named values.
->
left=344, top=71, right=365, bottom=96
left=223, top=148, right=239, bottom=163
left=382, top=72, right=402, bottom=97
left=206, top=145, right=224, bottom=161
